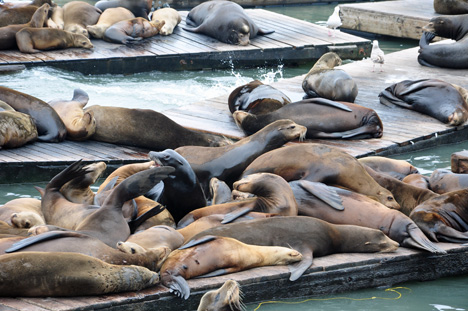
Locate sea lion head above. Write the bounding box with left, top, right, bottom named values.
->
left=197, top=280, right=243, bottom=311
left=448, top=107, right=468, bottom=126
left=117, top=241, right=147, bottom=254
left=73, top=34, right=94, bottom=49
left=423, top=16, right=465, bottom=41
left=310, top=52, right=342, bottom=72
left=10, top=212, right=45, bottom=228
left=66, top=24, right=89, bottom=38
left=227, top=20, right=250, bottom=45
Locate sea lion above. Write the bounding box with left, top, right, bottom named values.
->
left=0, top=4, right=42, bottom=27
left=48, top=88, right=96, bottom=141
left=63, top=1, right=102, bottom=38
left=47, top=5, right=63, bottom=29
left=289, top=180, right=444, bottom=254
left=148, top=149, right=207, bottom=223
left=86, top=105, right=232, bottom=149
left=183, top=0, right=274, bottom=46
left=95, top=0, right=152, bottom=19
left=117, top=225, right=184, bottom=254
left=160, top=235, right=302, bottom=299
left=233, top=98, right=383, bottom=139
left=0, top=3, right=50, bottom=50
left=0, top=220, right=31, bottom=237
left=151, top=7, right=181, bottom=36
left=0, top=198, right=44, bottom=228
left=358, top=156, right=419, bottom=180
left=103, top=17, right=165, bottom=44
left=418, top=14, right=468, bottom=69
left=197, top=280, right=242, bottom=311
left=16, top=27, right=94, bottom=53
left=402, top=173, right=430, bottom=190
left=379, top=79, right=468, bottom=125
left=0, top=101, right=38, bottom=149
left=410, top=188, right=468, bottom=243
left=209, top=177, right=232, bottom=205
left=434, top=0, right=468, bottom=16
left=429, top=168, right=468, bottom=194
left=302, top=52, right=358, bottom=102
left=86, top=7, right=135, bottom=39
left=187, top=216, right=399, bottom=285
left=0, top=252, right=160, bottom=297
left=0, top=86, right=66, bottom=142
left=227, top=80, right=291, bottom=115
left=175, top=119, right=306, bottom=196
left=241, top=143, right=400, bottom=210
left=178, top=172, right=298, bottom=227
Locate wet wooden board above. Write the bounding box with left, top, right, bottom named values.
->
left=0, top=9, right=371, bottom=74
left=339, top=0, right=438, bottom=40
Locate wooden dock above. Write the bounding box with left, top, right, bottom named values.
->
left=168, top=0, right=366, bottom=10
left=0, top=9, right=370, bottom=75
left=339, top=0, right=438, bottom=40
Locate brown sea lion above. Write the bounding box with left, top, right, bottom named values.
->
left=197, top=280, right=242, bottom=311
left=358, top=156, right=419, bottom=180
left=233, top=98, right=383, bottom=139
left=434, top=0, right=468, bottom=14
left=175, top=119, right=307, bottom=195
left=63, top=1, right=102, bottom=38
left=86, top=105, right=232, bottom=149
left=379, top=79, right=468, bottom=125
left=402, top=173, right=430, bottom=190
left=0, top=198, right=44, bottom=228
left=95, top=0, right=152, bottom=19
left=48, top=88, right=96, bottom=141
left=0, top=4, right=43, bottom=27
left=410, top=188, right=468, bottom=243
left=289, top=180, right=444, bottom=254
left=227, top=80, right=291, bottom=115
left=16, top=27, right=94, bottom=53
left=209, top=177, right=232, bottom=205
left=103, top=17, right=165, bottom=44
left=47, top=5, right=63, bottom=29
left=183, top=0, right=274, bottom=46
left=0, top=3, right=50, bottom=50
left=86, top=7, right=135, bottom=39
left=429, top=168, right=468, bottom=194
left=302, top=52, right=358, bottom=102
left=160, top=235, right=302, bottom=299
left=188, top=216, right=399, bottom=284
left=0, top=86, right=66, bottom=142
left=0, top=220, right=31, bottom=237
left=241, top=143, right=400, bottom=210
left=178, top=172, right=298, bottom=227
left=151, top=7, right=181, bottom=36
left=117, top=225, right=184, bottom=254
left=0, top=101, right=38, bottom=149
left=0, top=252, right=160, bottom=297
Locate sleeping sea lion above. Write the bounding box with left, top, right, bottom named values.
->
left=0, top=101, right=38, bottom=149
left=358, top=156, right=419, bottom=180
left=63, top=0, right=102, bottom=38
left=197, top=280, right=243, bottom=311
left=429, top=168, right=468, bottom=194
left=0, top=198, right=44, bottom=228
left=95, top=0, right=152, bottom=19
left=103, top=17, right=165, bottom=44
left=151, top=7, right=181, bottom=36
left=86, top=7, right=135, bottom=39
left=434, top=0, right=468, bottom=14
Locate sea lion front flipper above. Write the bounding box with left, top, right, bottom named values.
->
left=221, top=207, right=252, bottom=224
left=288, top=246, right=312, bottom=281
left=419, top=31, right=436, bottom=48
left=178, top=235, right=217, bottom=250
left=402, top=223, right=446, bottom=254
left=5, top=231, right=80, bottom=253
left=307, top=98, right=353, bottom=112
left=298, top=181, right=344, bottom=211
left=195, top=268, right=239, bottom=278
left=127, top=204, right=166, bottom=234
left=168, top=274, right=191, bottom=300
left=378, top=90, right=413, bottom=108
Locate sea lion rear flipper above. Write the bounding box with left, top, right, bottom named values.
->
left=127, top=204, right=166, bottom=234
left=340, top=124, right=382, bottom=139
left=288, top=246, right=312, bottom=281
left=378, top=90, right=412, bottom=108
left=434, top=224, right=468, bottom=243
left=417, top=55, right=440, bottom=68
left=178, top=235, right=217, bottom=250
left=258, top=28, right=275, bottom=36
left=5, top=230, right=80, bottom=253
left=195, top=268, right=239, bottom=278
left=182, top=25, right=201, bottom=33
left=298, top=181, right=344, bottom=211
left=402, top=223, right=446, bottom=254
left=168, top=275, right=191, bottom=300
left=221, top=207, right=252, bottom=224
left=306, top=98, right=353, bottom=112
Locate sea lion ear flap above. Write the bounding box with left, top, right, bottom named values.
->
left=178, top=235, right=217, bottom=250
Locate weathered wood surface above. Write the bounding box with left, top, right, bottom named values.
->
left=168, top=0, right=366, bottom=10
left=339, top=0, right=438, bottom=39
left=0, top=9, right=371, bottom=74
left=0, top=243, right=466, bottom=311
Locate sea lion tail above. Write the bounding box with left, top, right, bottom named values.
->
left=403, top=223, right=446, bottom=254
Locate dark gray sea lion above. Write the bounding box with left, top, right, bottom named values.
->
left=379, top=79, right=468, bottom=125
left=302, top=52, right=358, bottom=102
left=434, top=0, right=468, bottom=15
left=0, top=86, right=66, bottom=142
left=418, top=14, right=468, bottom=68
left=95, top=0, right=152, bottom=19
left=228, top=80, right=291, bottom=115
left=233, top=98, right=383, bottom=139
left=429, top=168, right=468, bottom=194
left=183, top=0, right=274, bottom=45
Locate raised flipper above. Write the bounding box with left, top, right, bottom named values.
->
left=167, top=274, right=191, bottom=300
left=5, top=231, right=81, bottom=253
left=297, top=181, right=344, bottom=211
left=47, top=160, right=92, bottom=191
left=94, top=176, right=119, bottom=205
left=419, top=31, right=436, bottom=48
left=221, top=207, right=252, bottom=224
left=306, top=98, right=353, bottom=112
left=288, top=245, right=312, bottom=281
left=127, top=204, right=165, bottom=234
left=178, top=235, right=217, bottom=250
left=402, top=222, right=446, bottom=254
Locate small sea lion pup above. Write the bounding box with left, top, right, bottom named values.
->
left=434, top=0, right=468, bottom=16
left=160, top=235, right=302, bottom=299
left=0, top=101, right=38, bottom=149
left=233, top=98, right=383, bottom=139
left=87, top=7, right=135, bottom=39
left=103, top=17, right=165, bottom=44
left=184, top=0, right=274, bottom=45
left=379, top=79, right=468, bottom=126
left=16, top=27, right=94, bottom=53
left=151, top=7, right=181, bottom=36
left=197, top=280, right=243, bottom=311
left=228, top=80, right=291, bottom=115
left=302, top=52, right=358, bottom=102
left=418, top=14, right=468, bottom=69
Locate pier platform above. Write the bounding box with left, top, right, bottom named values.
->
left=0, top=9, right=370, bottom=74
left=339, top=0, right=438, bottom=40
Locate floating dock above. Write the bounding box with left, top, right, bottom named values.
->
left=339, top=0, right=438, bottom=40
left=0, top=9, right=370, bottom=74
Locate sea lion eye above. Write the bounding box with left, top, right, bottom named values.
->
left=387, top=196, right=394, bottom=201
left=289, top=125, right=296, bottom=129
